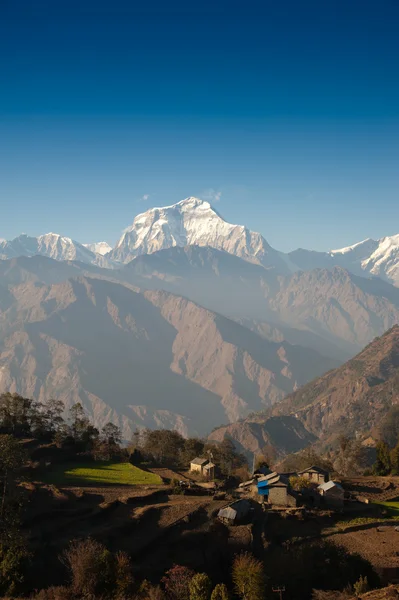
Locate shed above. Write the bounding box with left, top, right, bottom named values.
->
left=203, top=462, right=215, bottom=479
left=298, top=466, right=329, bottom=484
left=318, top=481, right=344, bottom=508
left=190, top=457, right=209, bottom=474
left=218, top=499, right=251, bottom=524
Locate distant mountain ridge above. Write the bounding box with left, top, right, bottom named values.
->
left=0, top=274, right=337, bottom=437
left=1, top=197, right=399, bottom=286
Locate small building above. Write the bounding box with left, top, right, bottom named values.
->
left=218, top=499, right=251, bottom=524
left=257, top=473, right=297, bottom=507
left=318, top=481, right=344, bottom=508
left=203, top=462, right=215, bottom=479
left=190, top=457, right=209, bottom=475
left=297, top=465, right=329, bottom=485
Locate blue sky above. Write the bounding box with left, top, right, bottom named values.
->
left=1, top=0, right=398, bottom=252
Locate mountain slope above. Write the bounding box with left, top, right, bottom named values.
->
left=110, top=197, right=296, bottom=273
left=124, top=247, right=399, bottom=359
left=210, top=326, right=399, bottom=456
left=271, top=325, right=399, bottom=444
left=0, top=276, right=336, bottom=437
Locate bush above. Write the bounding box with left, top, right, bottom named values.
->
left=232, top=552, right=265, bottom=600
left=162, top=565, right=195, bottom=600
left=211, top=583, right=230, bottom=600
left=189, top=573, right=212, bottom=600
left=114, top=551, right=134, bottom=598
left=61, top=538, right=113, bottom=597
left=353, top=575, right=369, bottom=595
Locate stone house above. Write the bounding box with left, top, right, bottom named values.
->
left=257, top=473, right=297, bottom=507
left=297, top=465, right=329, bottom=485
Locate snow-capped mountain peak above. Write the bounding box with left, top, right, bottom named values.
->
left=83, top=241, right=113, bottom=256
left=110, top=196, right=296, bottom=274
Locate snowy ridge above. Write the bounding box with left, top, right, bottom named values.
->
left=0, top=233, right=112, bottom=266
left=110, top=196, right=297, bottom=273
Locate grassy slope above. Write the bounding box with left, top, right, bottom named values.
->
left=43, top=461, right=162, bottom=486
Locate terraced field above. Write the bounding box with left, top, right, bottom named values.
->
left=43, top=461, right=162, bottom=486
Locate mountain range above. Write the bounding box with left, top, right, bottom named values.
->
left=2, top=197, right=399, bottom=286
left=0, top=196, right=399, bottom=444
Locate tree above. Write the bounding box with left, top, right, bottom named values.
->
left=374, top=441, right=391, bottom=475
left=0, top=435, right=28, bottom=596
left=232, top=552, right=265, bottom=600
left=0, top=393, right=36, bottom=436
left=102, top=422, right=122, bottom=447
left=161, top=565, right=195, bottom=600
left=189, top=573, right=212, bottom=600
left=289, top=475, right=312, bottom=491
left=142, top=430, right=186, bottom=467
left=211, top=584, right=230, bottom=600
left=333, top=436, right=367, bottom=476
left=391, top=441, right=399, bottom=475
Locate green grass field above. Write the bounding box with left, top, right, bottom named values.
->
left=375, top=501, right=399, bottom=518
left=43, top=461, right=162, bottom=486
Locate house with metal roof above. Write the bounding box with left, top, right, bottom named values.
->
left=318, top=481, right=344, bottom=508
left=257, top=473, right=297, bottom=507
left=218, top=499, right=251, bottom=524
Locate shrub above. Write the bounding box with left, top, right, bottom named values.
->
left=353, top=575, right=369, bottom=595
left=114, top=551, right=134, bottom=598
left=189, top=573, right=212, bottom=600
left=162, top=565, right=195, bottom=600
left=232, top=552, right=265, bottom=600
left=61, top=538, right=113, bottom=597
left=211, top=583, right=230, bottom=600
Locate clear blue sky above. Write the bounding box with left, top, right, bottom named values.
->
left=1, top=0, right=398, bottom=252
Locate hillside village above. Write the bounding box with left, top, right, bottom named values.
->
left=2, top=388, right=399, bottom=600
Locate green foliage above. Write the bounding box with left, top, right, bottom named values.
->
left=378, top=405, right=399, bottom=447
left=0, top=541, right=29, bottom=596
left=0, top=435, right=28, bottom=596
left=333, top=436, right=367, bottom=477
left=211, top=583, right=230, bottom=600
left=189, top=573, right=212, bottom=600
left=43, top=461, right=162, bottom=486
left=373, top=441, right=391, bottom=475
left=232, top=552, right=265, bottom=600
left=289, top=475, right=312, bottom=491
left=390, top=441, right=399, bottom=474
left=353, top=575, right=369, bottom=595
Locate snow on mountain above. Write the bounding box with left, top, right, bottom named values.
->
left=289, top=234, right=399, bottom=287
left=330, top=235, right=399, bottom=286
left=0, top=233, right=110, bottom=266
left=83, top=241, right=113, bottom=256
left=110, top=196, right=297, bottom=273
